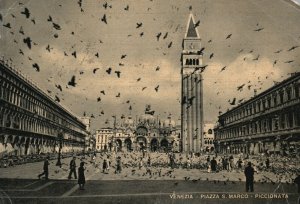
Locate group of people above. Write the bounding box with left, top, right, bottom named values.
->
left=36, top=151, right=300, bottom=193
left=38, top=156, right=86, bottom=190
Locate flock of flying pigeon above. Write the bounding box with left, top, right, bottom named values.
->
left=1, top=1, right=299, bottom=123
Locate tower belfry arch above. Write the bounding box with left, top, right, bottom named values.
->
left=181, top=13, right=204, bottom=152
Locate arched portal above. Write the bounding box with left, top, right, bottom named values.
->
left=150, top=138, right=158, bottom=152
left=124, top=138, right=132, bottom=152
left=136, top=136, right=147, bottom=151
left=136, top=126, right=148, bottom=137
left=160, top=139, right=168, bottom=152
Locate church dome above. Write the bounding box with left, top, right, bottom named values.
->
left=139, top=114, right=156, bottom=126
left=124, top=115, right=134, bottom=127
left=163, top=115, right=176, bottom=127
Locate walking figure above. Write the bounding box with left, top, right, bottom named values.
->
left=115, top=156, right=122, bottom=174
left=78, top=162, right=85, bottom=190
left=244, top=162, right=255, bottom=192
left=147, top=157, right=151, bottom=167
left=68, top=157, right=77, bottom=179
left=103, top=159, right=108, bottom=173
left=38, top=156, right=50, bottom=180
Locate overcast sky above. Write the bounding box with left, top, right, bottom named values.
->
left=0, top=0, right=299, bottom=131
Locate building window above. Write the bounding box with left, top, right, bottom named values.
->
left=279, top=91, right=284, bottom=104
left=185, top=59, right=189, bottom=65
left=5, top=115, right=11, bottom=127
left=273, top=95, right=277, bottom=106
left=286, top=88, right=291, bottom=101
left=288, top=112, right=294, bottom=128
left=280, top=114, right=285, bottom=129
left=267, top=98, right=271, bottom=108
left=296, top=111, right=300, bottom=126
left=295, top=85, right=300, bottom=98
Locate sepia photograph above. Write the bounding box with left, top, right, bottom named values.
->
left=0, top=0, right=300, bottom=203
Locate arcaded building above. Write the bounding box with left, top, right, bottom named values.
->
left=214, top=73, right=300, bottom=155
left=0, top=60, right=88, bottom=156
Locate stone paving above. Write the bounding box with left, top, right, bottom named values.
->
left=0, top=152, right=299, bottom=204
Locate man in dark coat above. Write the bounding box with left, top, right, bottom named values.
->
left=68, top=157, right=77, bottom=179
left=294, top=175, right=300, bottom=194
left=244, top=162, right=255, bottom=192
left=210, top=157, right=217, bottom=172
left=38, top=156, right=49, bottom=180
left=266, top=158, right=270, bottom=169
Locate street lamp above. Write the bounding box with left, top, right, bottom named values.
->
left=56, top=129, right=63, bottom=167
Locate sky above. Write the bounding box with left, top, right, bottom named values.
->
left=0, top=0, right=299, bottom=132
left=292, top=0, right=300, bottom=5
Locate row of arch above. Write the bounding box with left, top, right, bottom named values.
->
left=0, top=107, right=85, bottom=143
left=185, top=58, right=200, bottom=66
left=112, top=137, right=172, bottom=152
left=0, top=135, right=84, bottom=156
left=1, top=65, right=86, bottom=134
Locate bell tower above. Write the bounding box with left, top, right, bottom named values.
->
left=181, top=13, right=204, bottom=152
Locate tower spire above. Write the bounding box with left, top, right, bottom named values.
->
left=185, top=13, right=200, bottom=38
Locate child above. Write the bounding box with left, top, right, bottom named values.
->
left=78, top=162, right=85, bottom=190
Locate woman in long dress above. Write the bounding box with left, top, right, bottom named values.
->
left=78, top=162, right=85, bottom=190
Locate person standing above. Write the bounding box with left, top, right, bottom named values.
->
left=225, top=158, right=229, bottom=171
left=294, top=175, right=300, bottom=194
left=186, top=158, right=191, bottom=170
left=106, top=156, right=110, bottom=172
left=78, top=162, right=85, bottom=190
left=266, top=158, right=270, bottom=169
left=237, top=158, right=243, bottom=170
left=68, top=157, right=77, bottom=179
left=102, top=159, right=108, bottom=173
left=115, top=156, right=122, bottom=174
left=244, top=162, right=255, bottom=192
left=229, top=155, right=234, bottom=171
left=210, top=157, right=217, bottom=172
left=38, top=156, right=50, bottom=180
left=142, top=149, right=145, bottom=158
left=206, top=156, right=211, bottom=164
left=221, top=157, right=226, bottom=170
left=147, top=156, right=151, bottom=167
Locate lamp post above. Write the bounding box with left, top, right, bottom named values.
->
left=56, top=129, right=63, bottom=167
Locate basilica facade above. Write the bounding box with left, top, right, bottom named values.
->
left=95, top=105, right=181, bottom=152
